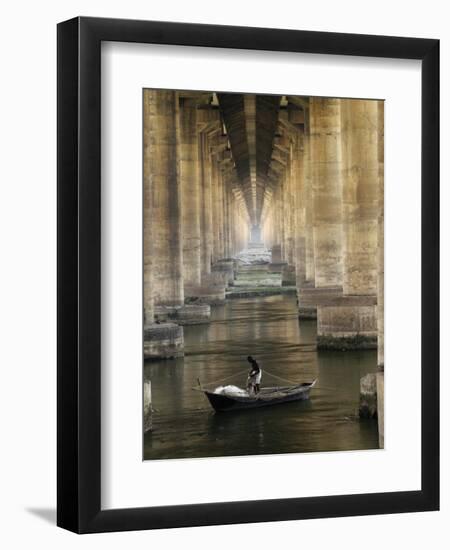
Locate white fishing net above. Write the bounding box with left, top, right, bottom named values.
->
left=213, top=385, right=249, bottom=397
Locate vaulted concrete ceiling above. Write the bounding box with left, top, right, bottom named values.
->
left=217, top=93, right=281, bottom=225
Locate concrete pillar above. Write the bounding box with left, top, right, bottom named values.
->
left=359, top=373, right=378, bottom=418
left=143, top=89, right=184, bottom=359
left=179, top=100, right=217, bottom=312
left=179, top=97, right=201, bottom=288
left=377, top=101, right=385, bottom=448
left=183, top=110, right=225, bottom=306
left=144, top=380, right=152, bottom=433
left=316, top=99, right=379, bottom=350
left=147, top=90, right=184, bottom=307
left=197, top=112, right=219, bottom=277
left=377, top=101, right=385, bottom=370
left=293, top=130, right=307, bottom=290
left=269, top=243, right=287, bottom=273
left=310, top=97, right=344, bottom=288
left=377, top=370, right=384, bottom=448
left=143, top=92, right=155, bottom=327
left=281, top=143, right=297, bottom=286
left=342, top=100, right=379, bottom=296
left=304, top=127, right=315, bottom=286
left=210, top=150, right=221, bottom=264
left=299, top=99, right=343, bottom=320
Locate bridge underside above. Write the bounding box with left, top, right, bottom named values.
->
left=143, top=91, right=384, bottom=395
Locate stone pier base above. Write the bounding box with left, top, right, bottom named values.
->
left=268, top=261, right=287, bottom=273
left=203, top=272, right=228, bottom=287
left=317, top=301, right=377, bottom=350
left=211, top=262, right=235, bottom=286
left=237, top=264, right=269, bottom=273
left=154, top=304, right=211, bottom=325
left=359, top=372, right=378, bottom=419
left=144, top=380, right=152, bottom=433
left=377, top=370, right=384, bottom=448
left=298, top=306, right=317, bottom=319
left=144, top=322, right=184, bottom=360
left=177, top=304, right=211, bottom=324
left=297, top=286, right=342, bottom=320
left=281, top=264, right=296, bottom=286
left=185, top=284, right=226, bottom=305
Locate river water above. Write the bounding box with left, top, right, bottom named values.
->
left=144, top=294, right=379, bottom=460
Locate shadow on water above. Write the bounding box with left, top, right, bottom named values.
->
left=144, top=294, right=379, bottom=460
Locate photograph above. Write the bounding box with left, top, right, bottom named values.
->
left=143, top=90, right=385, bottom=460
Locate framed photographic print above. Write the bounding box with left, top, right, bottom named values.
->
left=57, top=17, right=439, bottom=533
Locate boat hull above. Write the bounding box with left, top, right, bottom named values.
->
left=204, top=382, right=316, bottom=413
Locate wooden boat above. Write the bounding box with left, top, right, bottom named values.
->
left=200, top=379, right=317, bottom=413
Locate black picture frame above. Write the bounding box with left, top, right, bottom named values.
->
left=57, top=16, right=439, bottom=533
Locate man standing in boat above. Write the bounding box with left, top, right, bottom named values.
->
left=247, top=356, right=262, bottom=395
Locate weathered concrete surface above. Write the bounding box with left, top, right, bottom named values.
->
left=184, top=284, right=226, bottom=305
left=144, top=89, right=184, bottom=308
left=154, top=304, right=211, bottom=325
left=177, top=304, right=211, bottom=325
left=179, top=96, right=202, bottom=288
left=377, top=102, right=385, bottom=369
left=376, top=103, right=385, bottom=449
left=143, top=91, right=155, bottom=326
left=298, top=306, right=317, bottom=320
left=359, top=372, right=378, bottom=419
left=377, top=370, right=384, bottom=448
left=144, top=380, right=152, bottom=433
left=303, top=122, right=316, bottom=287
left=341, top=100, right=379, bottom=297
left=297, top=285, right=343, bottom=320
left=319, top=99, right=380, bottom=349
left=317, top=305, right=377, bottom=350
left=144, top=323, right=184, bottom=360
left=310, top=98, right=343, bottom=289
left=268, top=262, right=288, bottom=273
left=271, top=244, right=283, bottom=263
left=281, top=264, right=296, bottom=286
left=211, top=262, right=234, bottom=285
left=269, top=243, right=287, bottom=273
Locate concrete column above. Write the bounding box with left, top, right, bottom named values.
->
left=342, top=100, right=379, bottom=296
left=178, top=100, right=216, bottom=313
left=198, top=129, right=213, bottom=274
left=148, top=90, right=184, bottom=307
left=183, top=111, right=225, bottom=305
left=179, top=97, right=201, bottom=288
left=377, top=101, right=385, bottom=370
left=197, top=112, right=219, bottom=277
left=143, top=93, right=155, bottom=327
left=293, top=131, right=307, bottom=289
left=143, top=89, right=184, bottom=359
left=299, top=100, right=343, bottom=320
left=217, top=162, right=225, bottom=260
left=377, top=101, right=385, bottom=448
left=316, top=99, right=379, bottom=350
left=304, top=128, right=315, bottom=286
left=268, top=180, right=287, bottom=273
left=144, top=380, right=152, bottom=433
left=210, top=152, right=221, bottom=264
left=310, top=97, right=344, bottom=289
left=281, top=143, right=297, bottom=286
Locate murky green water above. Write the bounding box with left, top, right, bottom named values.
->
left=144, top=294, right=379, bottom=460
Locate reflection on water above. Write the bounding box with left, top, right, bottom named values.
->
left=144, top=295, right=379, bottom=460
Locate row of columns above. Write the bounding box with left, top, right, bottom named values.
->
left=143, top=90, right=250, bottom=359
left=262, top=97, right=384, bottom=356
